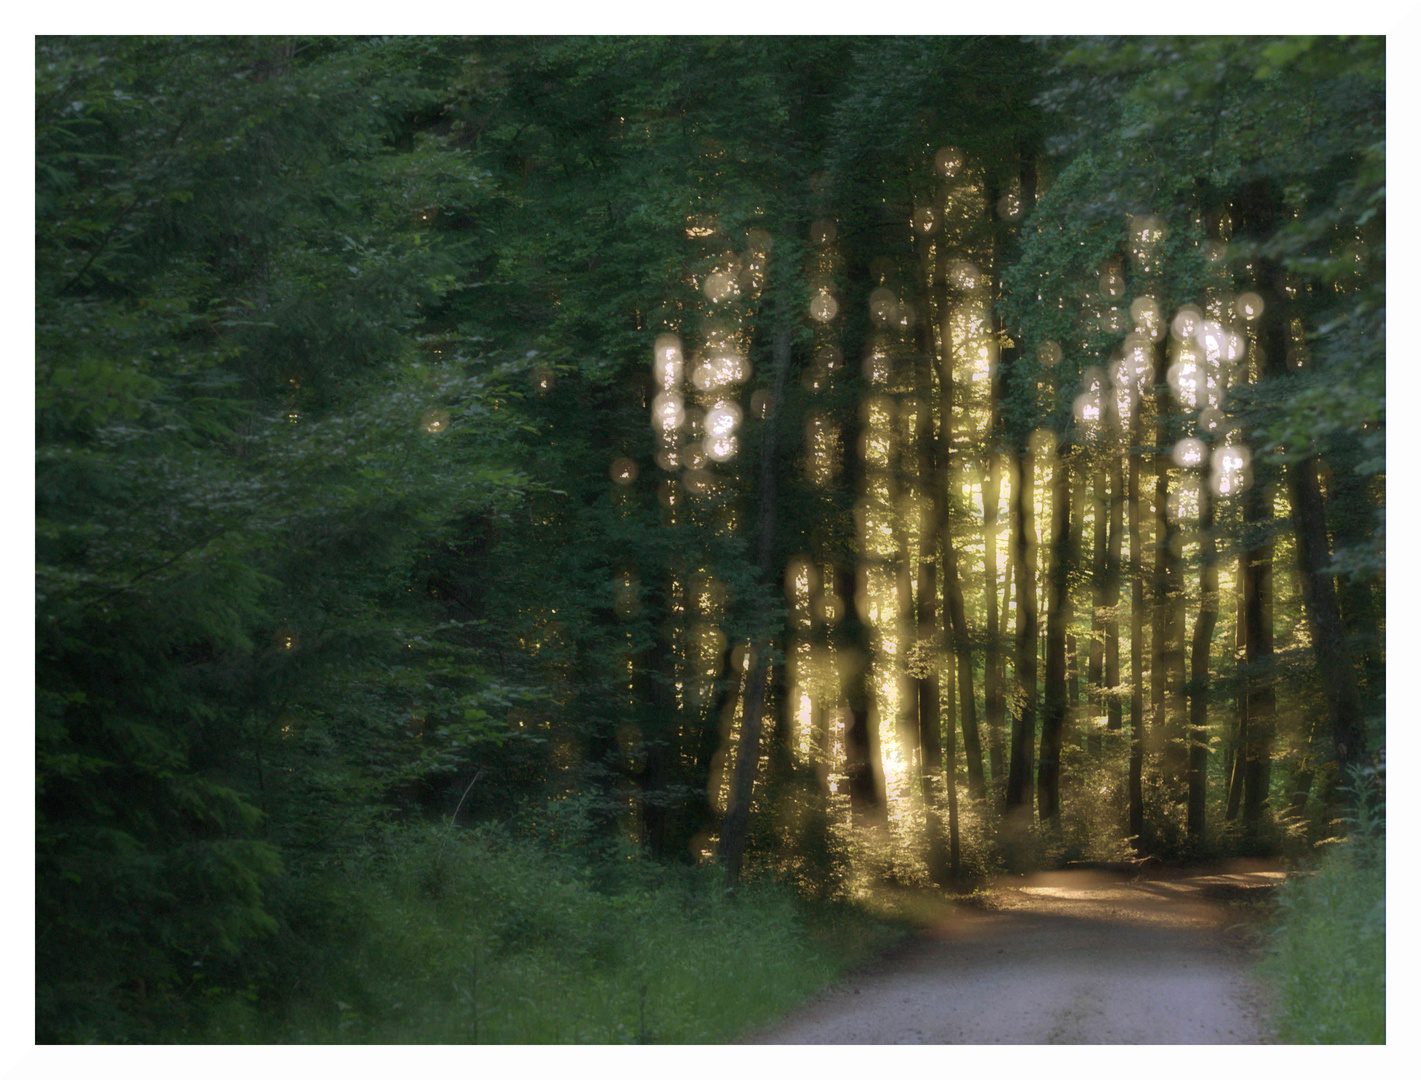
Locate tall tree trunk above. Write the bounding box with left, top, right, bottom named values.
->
left=1290, top=452, right=1367, bottom=780
left=1105, top=450, right=1125, bottom=733
left=911, top=336, right=950, bottom=883
left=1187, top=482, right=1219, bottom=840
left=1238, top=484, right=1275, bottom=835
left=917, top=549, right=949, bottom=884
left=1153, top=358, right=1188, bottom=804
left=1088, top=465, right=1108, bottom=729
left=1128, top=441, right=1146, bottom=842
left=1005, top=437, right=1037, bottom=816
left=982, top=451, right=1007, bottom=785
left=1038, top=445, right=1072, bottom=820
left=937, top=301, right=987, bottom=800
left=721, top=311, right=795, bottom=887
left=944, top=643, right=962, bottom=882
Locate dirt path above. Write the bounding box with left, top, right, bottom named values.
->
left=746, top=861, right=1284, bottom=1045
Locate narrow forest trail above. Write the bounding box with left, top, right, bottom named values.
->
left=746, top=861, right=1284, bottom=1045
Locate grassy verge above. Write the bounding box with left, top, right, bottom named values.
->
left=188, top=823, right=905, bottom=1043
left=1260, top=790, right=1385, bottom=1044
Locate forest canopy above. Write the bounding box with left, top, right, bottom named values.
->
left=34, top=34, right=1384, bottom=1043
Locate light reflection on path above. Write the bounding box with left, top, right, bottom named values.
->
left=744, top=861, right=1284, bottom=1044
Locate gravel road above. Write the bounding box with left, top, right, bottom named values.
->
left=745, top=862, right=1283, bottom=1045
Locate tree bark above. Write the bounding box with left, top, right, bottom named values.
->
left=1290, top=455, right=1367, bottom=780
left=1187, top=480, right=1219, bottom=840
left=1128, top=443, right=1146, bottom=843
left=1038, top=445, right=1072, bottom=820
left=1005, top=437, right=1037, bottom=817
left=1105, top=450, right=1125, bottom=733
left=982, top=451, right=1007, bottom=785
left=721, top=311, right=795, bottom=887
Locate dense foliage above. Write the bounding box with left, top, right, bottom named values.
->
left=35, top=35, right=1383, bottom=1043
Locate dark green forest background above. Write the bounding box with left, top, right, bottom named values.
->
left=35, top=35, right=1384, bottom=1043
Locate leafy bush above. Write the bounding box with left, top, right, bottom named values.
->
left=1261, top=767, right=1385, bottom=1043
left=187, top=822, right=900, bottom=1043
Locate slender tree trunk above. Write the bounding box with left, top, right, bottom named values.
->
left=1005, top=437, right=1037, bottom=817
left=1226, top=570, right=1246, bottom=822
left=1128, top=443, right=1146, bottom=842
left=982, top=452, right=1007, bottom=785
left=1187, top=482, right=1219, bottom=840
left=721, top=312, right=794, bottom=886
left=1038, top=445, right=1072, bottom=820
left=909, top=333, right=950, bottom=883
left=944, top=644, right=962, bottom=882
left=1088, top=465, right=1108, bottom=729
left=917, top=549, right=949, bottom=884
left=937, top=306, right=987, bottom=800
left=1105, top=450, right=1125, bottom=733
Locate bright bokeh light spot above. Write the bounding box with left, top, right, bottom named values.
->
left=422, top=407, right=450, bottom=434
left=611, top=457, right=638, bottom=485
left=997, top=192, right=1023, bottom=220
left=809, top=290, right=839, bottom=323
left=869, top=287, right=899, bottom=326
left=1168, top=356, right=1201, bottom=407
left=652, top=390, right=684, bottom=432
left=1235, top=292, right=1264, bottom=322
left=691, top=352, right=750, bottom=391
left=1037, top=341, right=1062, bottom=368
left=1131, top=295, right=1165, bottom=341
left=1211, top=444, right=1252, bottom=496
left=654, top=333, right=684, bottom=390
left=1100, top=272, right=1125, bottom=299
left=1171, top=304, right=1204, bottom=342
left=1172, top=437, right=1207, bottom=467
left=949, top=261, right=979, bottom=292
left=1074, top=391, right=1101, bottom=424
left=704, top=271, right=736, bottom=303
left=935, top=146, right=964, bottom=178
left=913, top=205, right=936, bottom=233
left=704, top=434, right=737, bottom=462
left=705, top=399, right=742, bottom=439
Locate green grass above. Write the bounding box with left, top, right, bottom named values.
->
left=189, top=823, right=904, bottom=1043
left=1261, top=794, right=1385, bottom=1044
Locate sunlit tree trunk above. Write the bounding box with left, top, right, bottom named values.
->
left=1187, top=480, right=1219, bottom=840
left=936, top=289, right=986, bottom=802
left=944, top=644, right=962, bottom=882
left=1088, top=466, right=1108, bottom=730
left=1152, top=351, right=1188, bottom=806
left=1005, top=435, right=1037, bottom=817
left=1038, top=445, right=1072, bottom=820
left=910, top=339, right=950, bottom=883
left=721, top=311, right=795, bottom=887
left=1238, top=484, right=1275, bottom=835
left=1105, top=450, right=1125, bottom=734
left=1128, top=428, right=1146, bottom=842
left=982, top=451, right=1007, bottom=785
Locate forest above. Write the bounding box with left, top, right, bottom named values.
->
left=35, top=35, right=1385, bottom=1045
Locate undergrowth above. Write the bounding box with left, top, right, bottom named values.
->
left=1260, top=765, right=1385, bottom=1044
left=184, top=822, right=903, bottom=1043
